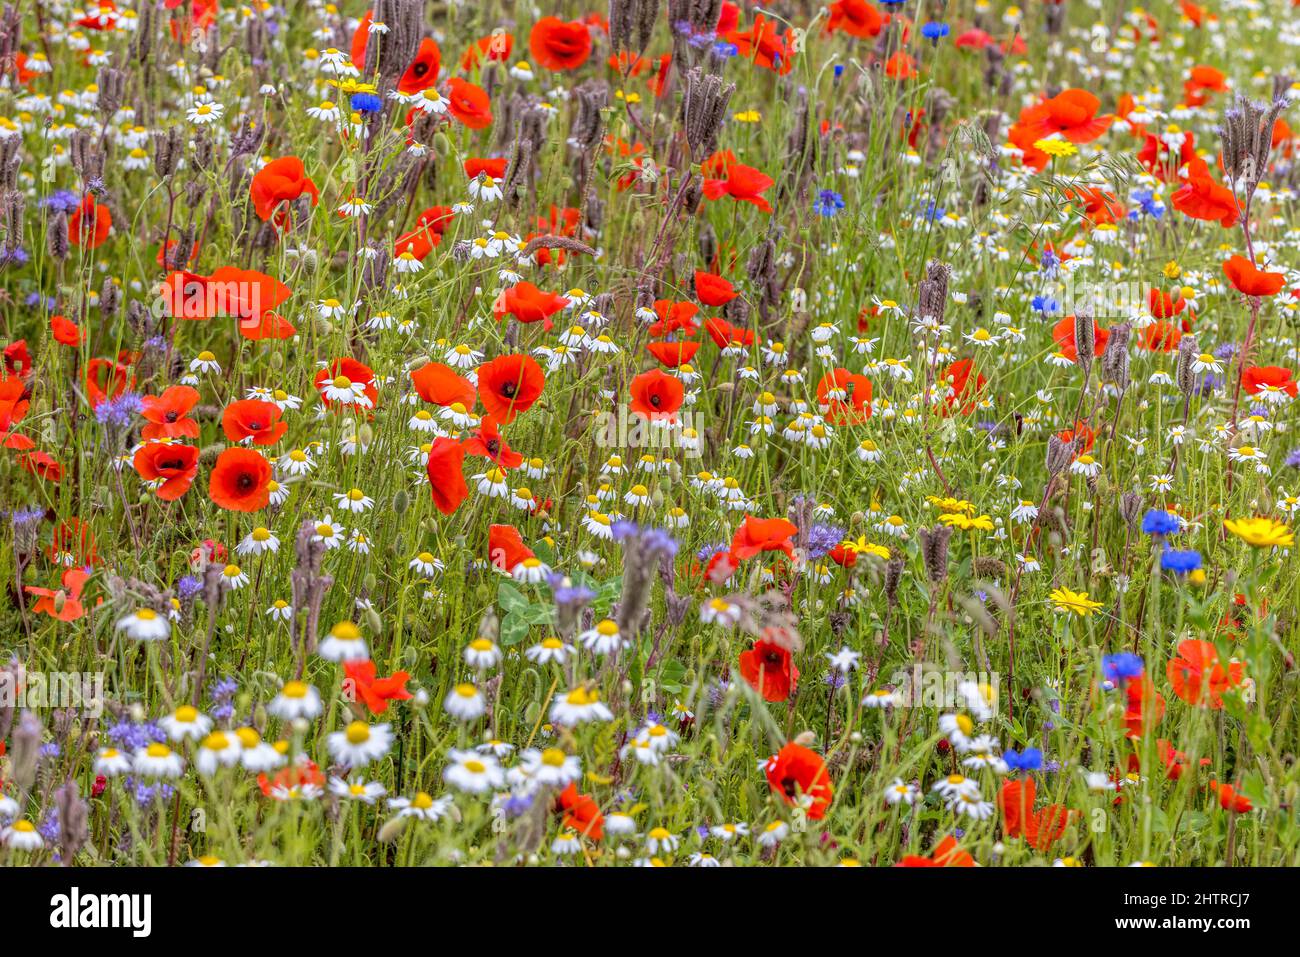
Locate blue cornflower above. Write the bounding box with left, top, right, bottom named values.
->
left=1129, top=189, right=1164, bottom=219
left=1102, top=652, right=1145, bottom=685
left=1002, top=748, right=1044, bottom=772
left=1160, top=548, right=1202, bottom=574
left=1141, top=509, right=1180, bottom=536
left=814, top=189, right=845, bottom=217
left=1031, top=294, right=1060, bottom=316
left=713, top=41, right=738, bottom=57
left=350, top=91, right=383, bottom=113
left=921, top=21, right=950, bottom=42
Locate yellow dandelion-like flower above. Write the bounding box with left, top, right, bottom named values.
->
left=1049, top=587, right=1103, bottom=616
left=1223, top=517, right=1294, bottom=549
left=1033, top=137, right=1078, bottom=158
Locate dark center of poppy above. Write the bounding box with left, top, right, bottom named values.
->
left=649, top=394, right=661, bottom=407
left=500, top=381, right=517, bottom=398
left=781, top=777, right=798, bottom=798
left=486, top=439, right=500, bottom=455
left=763, top=650, right=782, bottom=667
left=412, top=61, right=428, bottom=77
left=165, top=410, right=179, bottom=422
left=248, top=421, right=263, bottom=431
left=237, top=473, right=254, bottom=491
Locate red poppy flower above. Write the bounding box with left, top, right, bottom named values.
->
left=314, top=357, right=378, bottom=410
left=447, top=77, right=493, bottom=129
left=26, top=567, right=94, bottom=623
left=1066, top=185, right=1125, bottom=226
left=703, top=316, right=755, bottom=349
left=460, top=32, right=515, bottom=71
left=1223, top=255, right=1286, bottom=297
left=731, top=515, right=797, bottom=560
left=239, top=310, right=296, bottom=341
left=140, top=385, right=201, bottom=440
left=764, top=742, right=834, bottom=819
left=464, top=418, right=523, bottom=469
left=1139, top=321, right=1181, bottom=352
left=51, top=314, right=82, bottom=346
left=726, top=14, right=796, bottom=75
left=343, top=659, right=413, bottom=715
left=694, top=271, right=737, bottom=307
left=208, top=447, right=273, bottom=512
left=702, top=162, right=774, bottom=212
left=66, top=191, right=110, bottom=247
left=649, top=300, right=701, bottom=338
left=399, top=38, right=442, bottom=94
left=816, top=367, right=873, bottom=424
left=68, top=194, right=111, bottom=248
left=1137, top=130, right=1196, bottom=180
left=257, top=760, right=325, bottom=799
left=133, top=442, right=200, bottom=501
left=645, top=339, right=700, bottom=368
left=20, top=450, right=62, bottom=482
left=825, top=0, right=884, bottom=37
left=394, top=206, right=455, bottom=261
left=997, top=778, right=1072, bottom=850
left=1208, top=780, right=1253, bottom=813
left=1242, top=365, right=1298, bottom=398
left=1167, top=639, right=1244, bottom=709
left=488, top=524, right=534, bottom=572
left=529, top=17, right=592, bottom=71
left=84, top=357, right=134, bottom=410
left=1051, top=315, right=1111, bottom=363
left=221, top=399, right=287, bottom=446
left=557, top=782, right=604, bottom=839
left=426, top=436, right=468, bottom=515
left=1017, top=88, right=1114, bottom=144
left=465, top=157, right=508, bottom=180
left=1183, top=64, right=1228, bottom=106
left=410, top=361, right=476, bottom=408
left=163, top=266, right=292, bottom=323
left=49, top=518, right=98, bottom=567
left=896, top=835, right=974, bottom=867
left=250, top=156, right=319, bottom=222
left=1171, top=157, right=1238, bottom=227
left=1057, top=422, right=1096, bottom=455
left=739, top=639, right=799, bottom=701
left=940, top=358, right=985, bottom=414
left=883, top=50, right=916, bottom=79
left=493, top=281, right=570, bottom=328
left=628, top=368, right=684, bottom=422
left=3, top=340, right=29, bottom=377
left=1123, top=674, right=1166, bottom=738
left=477, top=353, right=546, bottom=424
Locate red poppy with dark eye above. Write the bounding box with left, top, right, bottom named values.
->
left=141, top=385, right=201, bottom=440
left=464, top=418, right=523, bottom=469
left=628, top=369, right=684, bottom=422
left=221, top=399, right=287, bottom=446
left=476, top=354, right=546, bottom=425
left=739, top=639, right=799, bottom=701
left=133, top=442, right=200, bottom=501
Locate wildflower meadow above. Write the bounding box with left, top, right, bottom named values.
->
left=2, top=0, right=1300, bottom=884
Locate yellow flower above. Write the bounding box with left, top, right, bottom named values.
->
left=1033, top=137, right=1078, bottom=158
left=1049, top=587, right=1103, bottom=616
left=939, top=513, right=994, bottom=532
left=733, top=110, right=762, bottom=123
left=1223, top=517, right=1294, bottom=548
left=841, top=536, right=890, bottom=560
left=927, top=496, right=975, bottom=515
left=1163, top=260, right=1181, bottom=280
